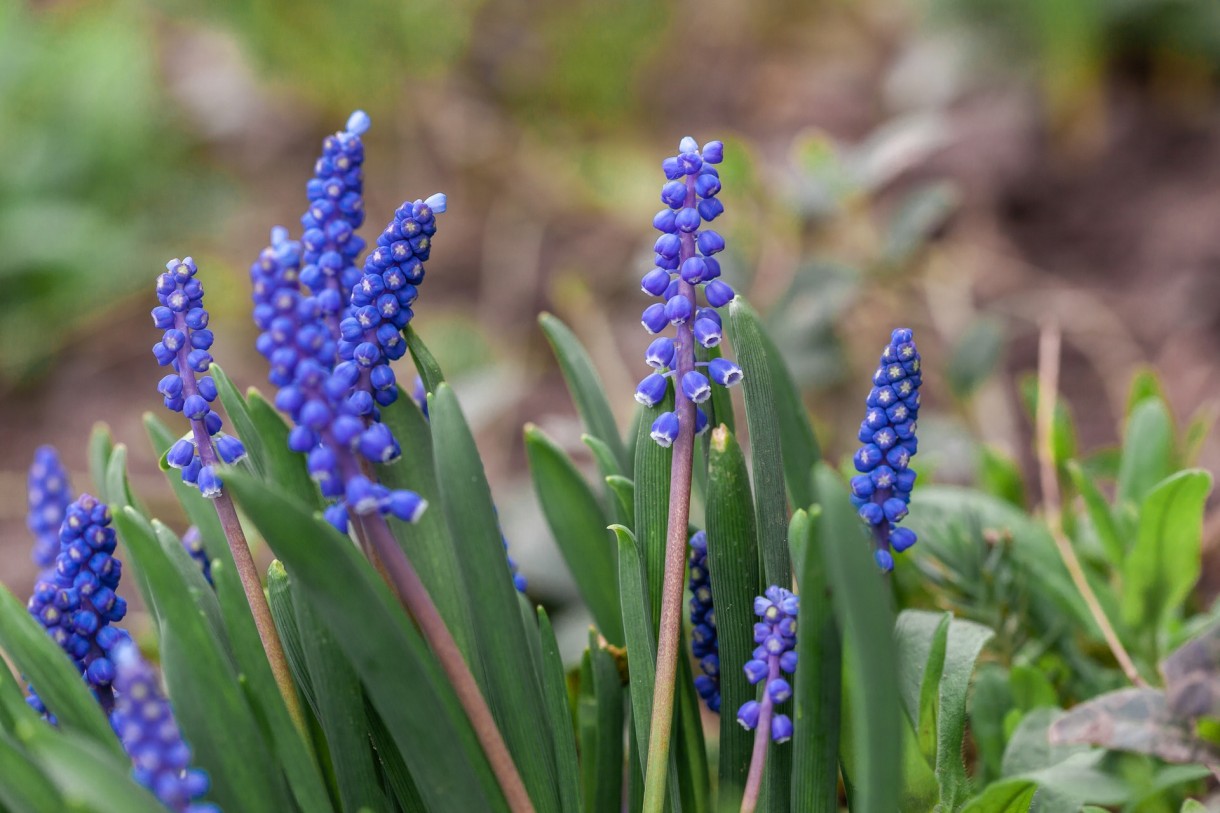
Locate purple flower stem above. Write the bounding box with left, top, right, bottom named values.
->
left=358, top=514, right=536, bottom=813
left=643, top=171, right=700, bottom=813
left=170, top=321, right=305, bottom=736
left=740, top=656, right=780, bottom=813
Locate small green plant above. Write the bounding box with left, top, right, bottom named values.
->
left=1, top=111, right=1216, bottom=813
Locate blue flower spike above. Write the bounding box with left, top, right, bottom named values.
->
left=688, top=530, right=720, bottom=712
left=737, top=586, right=798, bottom=744
left=110, top=641, right=218, bottom=812
left=300, top=111, right=371, bottom=333
left=152, top=257, right=247, bottom=498
left=27, top=446, right=72, bottom=570
left=637, top=137, right=742, bottom=446
left=851, top=328, right=921, bottom=572
left=26, top=494, right=130, bottom=716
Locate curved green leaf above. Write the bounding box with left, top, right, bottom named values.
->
left=959, top=779, right=1037, bottom=813
left=211, top=363, right=267, bottom=479
left=0, top=731, right=62, bottom=812
left=1117, top=398, right=1174, bottom=508
left=405, top=323, right=447, bottom=395
left=538, top=609, right=583, bottom=813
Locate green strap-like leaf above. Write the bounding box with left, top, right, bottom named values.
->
left=405, top=323, right=447, bottom=395
left=87, top=423, right=114, bottom=497
left=143, top=412, right=228, bottom=572
left=790, top=507, right=842, bottom=813
left=632, top=396, right=673, bottom=628
left=0, top=586, right=119, bottom=755
left=538, top=609, right=584, bottom=813
left=0, top=731, right=63, bottom=812
left=726, top=298, right=792, bottom=592
left=725, top=296, right=820, bottom=508
left=1116, top=398, right=1174, bottom=508
left=211, top=363, right=268, bottom=478
left=959, top=778, right=1038, bottom=813
left=814, top=463, right=900, bottom=813
left=1066, top=461, right=1124, bottom=565
left=113, top=507, right=292, bottom=813
left=376, top=387, right=474, bottom=662
left=246, top=389, right=321, bottom=509
left=539, top=312, right=629, bottom=472
left=225, top=470, right=511, bottom=813
left=21, top=727, right=166, bottom=813
left=606, top=476, right=636, bottom=529
left=580, top=634, right=625, bottom=813
left=705, top=425, right=761, bottom=810
left=526, top=424, right=624, bottom=645
left=429, top=384, right=561, bottom=813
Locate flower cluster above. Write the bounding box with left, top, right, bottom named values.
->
left=27, top=446, right=72, bottom=570
left=110, top=641, right=216, bottom=813
left=26, top=494, right=130, bottom=715
left=688, top=530, right=720, bottom=712
left=635, top=137, right=743, bottom=447
left=181, top=527, right=212, bottom=586
left=153, top=257, right=247, bottom=497
left=737, top=586, right=798, bottom=744
left=300, top=111, right=370, bottom=332
left=249, top=113, right=436, bottom=535
left=338, top=194, right=446, bottom=414
left=850, top=328, right=921, bottom=572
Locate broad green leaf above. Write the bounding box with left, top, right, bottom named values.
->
left=947, top=317, right=1004, bottom=400
left=705, top=425, right=761, bottom=809
left=814, top=463, right=900, bottom=813
left=935, top=615, right=994, bottom=808
left=112, top=506, right=291, bottom=813
left=1126, top=368, right=1167, bottom=415
left=895, top=611, right=950, bottom=765
left=0, top=731, right=63, bottom=812
left=1010, top=665, right=1058, bottom=712
left=539, top=312, right=629, bottom=472
left=727, top=298, right=794, bottom=589
left=1117, top=398, right=1174, bottom=508
left=1122, top=470, right=1212, bottom=631
left=225, top=471, right=511, bottom=812
left=790, top=507, right=841, bottom=813
left=293, top=597, right=388, bottom=813
left=538, top=609, right=583, bottom=813
left=87, top=422, right=113, bottom=496
left=405, top=323, right=446, bottom=395
left=606, top=475, right=636, bottom=529
left=633, top=395, right=673, bottom=626
left=725, top=297, right=820, bottom=508
left=978, top=446, right=1026, bottom=509
left=959, top=779, right=1038, bottom=813
left=211, top=363, right=267, bottom=478
left=0, top=585, right=119, bottom=755
left=376, top=387, right=473, bottom=662
left=21, top=727, right=166, bottom=813
left=1066, top=461, right=1124, bottom=565
left=970, top=665, right=1014, bottom=785
left=246, top=390, right=320, bottom=509
left=580, top=634, right=624, bottom=813
left=429, top=384, right=561, bottom=813
left=1182, top=800, right=1208, bottom=812
left=525, top=424, right=624, bottom=645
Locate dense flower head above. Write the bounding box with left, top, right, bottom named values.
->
left=688, top=530, right=720, bottom=712
left=737, top=586, right=798, bottom=744
left=850, top=328, right=921, bottom=572
left=300, top=110, right=370, bottom=331
left=26, top=494, right=130, bottom=716
left=181, top=527, right=212, bottom=586
left=338, top=193, right=446, bottom=413
left=27, top=446, right=72, bottom=570
left=110, top=641, right=217, bottom=813
left=153, top=256, right=247, bottom=498
left=636, top=136, right=742, bottom=446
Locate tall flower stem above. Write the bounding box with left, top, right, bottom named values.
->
left=642, top=172, right=700, bottom=813
left=740, top=657, right=780, bottom=813
left=359, top=515, right=536, bottom=813
left=212, top=492, right=307, bottom=733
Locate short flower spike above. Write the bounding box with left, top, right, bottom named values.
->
left=737, top=586, right=798, bottom=744
left=636, top=137, right=742, bottom=445
left=110, top=641, right=217, bottom=812
left=851, top=328, right=921, bottom=572
left=26, top=494, right=130, bottom=717
left=27, top=446, right=72, bottom=570
left=688, top=530, right=721, bottom=712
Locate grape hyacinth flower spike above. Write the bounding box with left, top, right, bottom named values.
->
left=738, top=586, right=799, bottom=813
left=688, top=530, right=720, bottom=712
left=27, top=446, right=72, bottom=570
left=153, top=256, right=303, bottom=732
left=850, top=328, right=921, bottom=572
left=635, top=136, right=741, bottom=447
left=110, top=641, right=217, bottom=812
left=26, top=493, right=130, bottom=717
left=641, top=137, right=742, bottom=812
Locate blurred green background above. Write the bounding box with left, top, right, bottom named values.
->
left=3, top=0, right=1220, bottom=637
